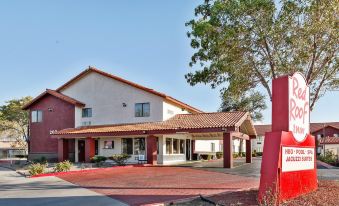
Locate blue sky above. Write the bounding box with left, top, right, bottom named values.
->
left=0, top=1, right=338, bottom=124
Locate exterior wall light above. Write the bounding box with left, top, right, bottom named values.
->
left=122, top=103, right=127, bottom=107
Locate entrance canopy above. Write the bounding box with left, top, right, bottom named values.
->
left=53, top=111, right=257, bottom=168
left=53, top=111, right=257, bottom=139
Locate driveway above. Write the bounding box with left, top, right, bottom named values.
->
left=57, top=166, right=259, bottom=206
left=179, top=157, right=339, bottom=180
left=0, top=167, right=127, bottom=206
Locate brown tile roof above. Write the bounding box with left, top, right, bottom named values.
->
left=22, top=89, right=85, bottom=110
left=54, top=111, right=254, bottom=136
left=309, top=122, right=339, bottom=133
left=319, top=136, right=339, bottom=144
left=56, top=67, right=203, bottom=114
left=254, top=125, right=271, bottom=136
left=254, top=122, right=339, bottom=136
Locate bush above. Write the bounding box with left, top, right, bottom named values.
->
left=252, top=152, right=257, bottom=157
left=90, top=156, right=107, bottom=163
left=28, top=163, right=46, bottom=176
left=256, top=152, right=263, bottom=156
left=109, top=154, right=131, bottom=166
left=54, top=160, right=72, bottom=172
left=233, top=153, right=239, bottom=158
left=216, top=152, right=223, bottom=159
left=318, top=151, right=337, bottom=165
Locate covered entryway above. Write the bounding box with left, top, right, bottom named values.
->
left=53, top=111, right=257, bottom=168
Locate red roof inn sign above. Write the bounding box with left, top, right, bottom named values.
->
left=258, top=72, right=317, bottom=204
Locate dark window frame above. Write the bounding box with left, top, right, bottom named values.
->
left=135, top=103, right=150, bottom=117
left=103, top=140, right=115, bottom=149
left=82, top=108, right=92, bottom=118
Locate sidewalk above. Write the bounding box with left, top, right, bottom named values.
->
left=0, top=166, right=127, bottom=206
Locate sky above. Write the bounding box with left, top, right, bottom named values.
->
left=0, top=0, right=338, bottom=124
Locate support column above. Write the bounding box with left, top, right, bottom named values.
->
left=58, top=138, right=69, bottom=162
left=147, top=135, right=157, bottom=165
left=85, top=137, right=95, bottom=163
left=246, top=139, right=252, bottom=163
left=223, top=132, right=233, bottom=168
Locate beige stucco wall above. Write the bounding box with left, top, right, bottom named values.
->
left=61, top=72, right=165, bottom=126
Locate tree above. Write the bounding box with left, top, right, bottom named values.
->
left=186, top=0, right=338, bottom=111
left=220, top=91, right=267, bottom=121
left=0, top=97, right=32, bottom=143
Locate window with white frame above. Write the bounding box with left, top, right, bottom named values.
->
left=179, top=139, right=185, bottom=154
left=166, top=138, right=172, bottom=154
left=104, top=140, right=114, bottom=149
left=173, top=139, right=179, bottom=154
left=135, top=103, right=150, bottom=117
left=122, top=138, right=133, bottom=155
left=31, top=110, right=43, bottom=123
left=82, top=121, right=91, bottom=126
left=211, top=143, right=215, bottom=152
left=134, top=138, right=146, bottom=155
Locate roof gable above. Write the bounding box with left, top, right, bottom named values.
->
left=22, top=89, right=85, bottom=110
left=56, top=67, right=202, bottom=113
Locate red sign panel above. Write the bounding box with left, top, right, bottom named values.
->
left=258, top=73, right=317, bottom=204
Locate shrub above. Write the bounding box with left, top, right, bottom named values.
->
left=109, top=154, right=131, bottom=166
left=239, top=152, right=246, bottom=157
left=28, top=163, right=46, bottom=176
left=256, top=152, right=263, bottom=156
left=91, top=156, right=107, bottom=167
left=216, top=152, right=223, bottom=159
left=54, top=160, right=72, bottom=172
left=90, top=156, right=107, bottom=163
left=233, top=153, right=239, bottom=158
left=318, top=151, right=337, bottom=165
left=252, top=152, right=257, bottom=157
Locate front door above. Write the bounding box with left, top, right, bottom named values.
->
left=186, top=139, right=191, bottom=160
left=78, top=140, right=85, bottom=162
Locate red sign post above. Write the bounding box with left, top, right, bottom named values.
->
left=258, top=72, right=317, bottom=203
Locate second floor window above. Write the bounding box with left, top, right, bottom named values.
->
left=82, top=108, right=92, bottom=118
left=135, top=103, right=150, bottom=117
left=32, top=110, right=43, bottom=123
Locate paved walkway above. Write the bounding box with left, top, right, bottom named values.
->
left=0, top=167, right=127, bottom=206
left=58, top=166, right=259, bottom=206
left=182, top=158, right=339, bottom=180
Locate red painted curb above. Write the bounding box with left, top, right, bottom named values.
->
left=30, top=164, right=152, bottom=178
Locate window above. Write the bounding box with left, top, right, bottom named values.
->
left=180, top=139, right=185, bottom=154
left=166, top=138, right=172, bottom=154
left=31, top=110, right=43, bottom=123
left=334, top=134, right=339, bottom=137
left=122, top=138, right=133, bottom=155
left=135, top=103, right=150, bottom=117
left=104, top=141, right=114, bottom=149
left=95, top=140, right=99, bottom=155
left=134, top=138, right=145, bottom=155
left=257, top=142, right=262, bottom=145
left=82, top=108, right=92, bottom=118
left=211, top=143, right=215, bottom=152
left=173, top=139, right=179, bottom=154
left=81, top=121, right=91, bottom=126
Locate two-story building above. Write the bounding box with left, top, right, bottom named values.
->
left=23, top=67, right=256, bottom=167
